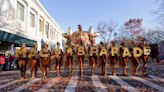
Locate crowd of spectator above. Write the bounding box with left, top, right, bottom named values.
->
left=0, top=53, right=19, bottom=72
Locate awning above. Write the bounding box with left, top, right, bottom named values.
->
left=0, top=30, right=36, bottom=47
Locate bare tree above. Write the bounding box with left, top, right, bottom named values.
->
left=97, top=21, right=117, bottom=47
left=156, top=0, right=164, bottom=27
left=114, top=26, right=133, bottom=41
left=146, top=29, right=164, bottom=44
left=114, top=18, right=143, bottom=44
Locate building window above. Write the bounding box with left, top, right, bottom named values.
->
left=45, top=22, right=49, bottom=38
left=57, top=31, right=59, bottom=40
left=30, top=12, right=35, bottom=27
left=39, top=19, right=42, bottom=33
left=55, top=30, right=58, bottom=40
left=50, top=28, right=55, bottom=40
left=17, top=2, right=24, bottom=21
left=50, top=28, right=52, bottom=39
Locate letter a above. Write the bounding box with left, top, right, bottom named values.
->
left=99, top=47, right=107, bottom=56
left=123, top=48, right=132, bottom=57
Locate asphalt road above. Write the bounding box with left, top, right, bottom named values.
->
left=0, top=62, right=164, bottom=92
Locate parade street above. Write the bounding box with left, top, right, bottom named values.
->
left=0, top=62, right=164, bottom=92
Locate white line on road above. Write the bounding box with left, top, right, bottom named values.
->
left=0, top=75, right=19, bottom=79
left=0, top=70, right=56, bottom=75
left=36, top=77, right=61, bottom=92
left=148, top=65, right=164, bottom=71
left=10, top=78, right=41, bottom=92
left=131, top=76, right=164, bottom=92
left=64, top=71, right=78, bottom=92
left=108, top=76, right=140, bottom=92
left=0, top=71, right=19, bottom=75
left=92, top=75, right=108, bottom=92
left=37, top=69, right=76, bottom=92
left=0, top=79, right=13, bottom=83
left=0, top=79, right=26, bottom=89
left=149, top=75, right=164, bottom=82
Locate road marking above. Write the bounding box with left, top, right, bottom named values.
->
left=149, top=75, right=164, bottom=82
left=38, top=68, right=76, bottom=92
left=148, top=65, right=164, bottom=71
left=0, top=75, right=19, bottom=79
left=0, top=70, right=56, bottom=75
left=64, top=71, right=78, bottom=92
left=0, top=79, right=27, bottom=89
left=92, top=75, right=108, bottom=92
left=36, top=70, right=66, bottom=92
left=10, top=78, right=41, bottom=92
left=36, top=77, right=61, bottom=92
left=0, top=79, right=13, bottom=83
left=0, top=71, right=19, bottom=75
left=131, top=76, right=164, bottom=92
left=108, top=76, right=140, bottom=92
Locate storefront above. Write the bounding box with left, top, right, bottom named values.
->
left=0, top=30, right=36, bottom=54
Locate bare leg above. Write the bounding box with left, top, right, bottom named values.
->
left=142, top=63, right=147, bottom=76
left=31, top=60, right=36, bottom=79
left=131, top=57, right=139, bottom=76
left=79, top=57, right=83, bottom=77
left=104, top=65, right=106, bottom=76
left=57, top=65, right=60, bottom=77
left=122, top=58, right=127, bottom=76
left=40, top=65, right=46, bottom=78
left=112, top=65, right=116, bottom=76
left=68, top=57, right=72, bottom=76
left=21, top=60, right=27, bottom=80
left=122, top=66, right=127, bottom=76
left=19, top=60, right=24, bottom=80
left=112, top=59, right=116, bottom=76
left=91, top=57, right=96, bottom=75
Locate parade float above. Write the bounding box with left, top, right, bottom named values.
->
left=62, top=25, right=100, bottom=76
left=63, top=25, right=99, bottom=47
left=62, top=25, right=150, bottom=56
